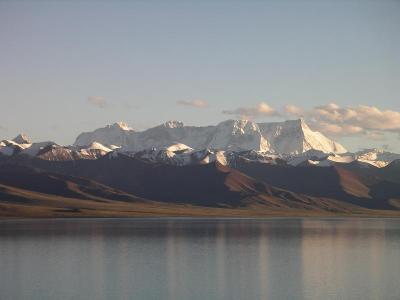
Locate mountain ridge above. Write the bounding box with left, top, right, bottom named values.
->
left=73, top=118, right=347, bottom=154
left=2, top=126, right=400, bottom=168
left=1, top=152, right=399, bottom=218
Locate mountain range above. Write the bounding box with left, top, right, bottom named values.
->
left=1, top=118, right=400, bottom=218
left=74, top=119, right=347, bottom=154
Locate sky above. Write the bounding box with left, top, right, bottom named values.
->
left=0, top=0, right=399, bottom=152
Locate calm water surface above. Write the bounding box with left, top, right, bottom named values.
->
left=0, top=218, right=399, bottom=300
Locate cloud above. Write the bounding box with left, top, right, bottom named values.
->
left=225, top=101, right=400, bottom=138
left=88, top=96, right=107, bottom=108
left=313, top=121, right=364, bottom=136
left=284, top=102, right=400, bottom=137
left=177, top=99, right=208, bottom=108
left=222, top=102, right=278, bottom=119
left=311, top=103, right=400, bottom=132
left=283, top=104, right=303, bottom=116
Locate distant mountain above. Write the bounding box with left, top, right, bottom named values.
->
left=12, top=133, right=31, bottom=144
left=0, top=164, right=143, bottom=202
left=0, top=154, right=370, bottom=210
left=1, top=152, right=399, bottom=217
left=0, top=135, right=110, bottom=161
left=2, top=129, right=400, bottom=169
left=355, top=148, right=400, bottom=168
left=73, top=119, right=347, bottom=154
left=1, top=119, right=400, bottom=218
left=74, top=122, right=134, bottom=148
left=258, top=119, right=347, bottom=154
left=0, top=139, right=30, bottom=156
left=284, top=148, right=400, bottom=168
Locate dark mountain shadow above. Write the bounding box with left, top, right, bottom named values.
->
left=1, top=154, right=399, bottom=210
left=14, top=155, right=245, bottom=207
left=0, top=163, right=145, bottom=203
left=232, top=160, right=396, bottom=210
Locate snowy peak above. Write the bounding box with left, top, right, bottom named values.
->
left=259, top=118, right=347, bottom=154
left=74, top=122, right=134, bottom=147
left=355, top=148, right=400, bottom=167
left=216, top=119, right=259, bottom=135
left=164, top=143, right=193, bottom=152
left=20, top=141, right=58, bottom=157
left=13, top=133, right=32, bottom=144
left=163, top=120, right=184, bottom=129
left=15, top=141, right=111, bottom=161
left=210, top=120, right=269, bottom=151
left=86, top=142, right=112, bottom=152
left=108, top=122, right=133, bottom=131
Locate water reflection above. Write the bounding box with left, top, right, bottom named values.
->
left=0, top=218, right=399, bottom=300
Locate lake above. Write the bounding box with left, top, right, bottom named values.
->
left=0, top=218, right=399, bottom=300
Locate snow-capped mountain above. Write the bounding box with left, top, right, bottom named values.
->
left=124, top=121, right=215, bottom=151
left=20, top=141, right=58, bottom=157
left=74, top=122, right=133, bottom=149
left=13, top=133, right=32, bottom=144
left=0, top=134, right=111, bottom=161
left=207, top=120, right=269, bottom=152
left=73, top=119, right=346, bottom=155
left=259, top=119, right=347, bottom=154
left=120, top=145, right=228, bottom=166
left=2, top=121, right=400, bottom=168
left=355, top=148, right=400, bottom=168
left=0, top=139, right=31, bottom=156
left=285, top=148, right=400, bottom=168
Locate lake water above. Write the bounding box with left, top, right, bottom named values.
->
left=0, top=218, right=399, bottom=300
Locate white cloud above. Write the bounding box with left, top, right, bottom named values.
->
left=284, top=102, right=400, bottom=137
left=222, top=102, right=278, bottom=119
left=177, top=99, right=208, bottom=108
left=283, top=104, right=303, bottom=116
left=312, top=122, right=364, bottom=136
left=88, top=96, right=107, bottom=108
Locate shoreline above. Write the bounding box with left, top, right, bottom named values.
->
left=2, top=214, right=400, bottom=221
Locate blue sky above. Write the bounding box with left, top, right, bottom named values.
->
left=0, top=0, right=399, bottom=151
